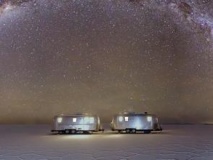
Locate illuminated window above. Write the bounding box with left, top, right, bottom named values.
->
left=118, top=116, right=123, bottom=122
left=57, top=117, right=62, bottom=123
left=73, top=118, right=77, bottom=122
left=125, top=116, right=128, bottom=121
left=147, top=116, right=152, bottom=122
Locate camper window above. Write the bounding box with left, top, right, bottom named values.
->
left=118, top=116, right=123, bottom=122
left=73, top=118, right=77, bottom=122
left=147, top=116, right=152, bottom=122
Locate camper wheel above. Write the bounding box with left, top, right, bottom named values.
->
left=65, top=129, right=70, bottom=134
left=144, top=130, right=151, bottom=134
left=132, top=129, right=136, bottom=134
left=71, top=129, right=76, bottom=134
left=83, top=131, right=90, bottom=134
left=125, top=129, right=130, bottom=133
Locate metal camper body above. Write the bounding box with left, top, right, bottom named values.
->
left=111, top=112, right=162, bottom=133
left=51, top=114, right=103, bottom=134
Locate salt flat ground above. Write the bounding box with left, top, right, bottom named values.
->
left=0, top=125, right=213, bottom=160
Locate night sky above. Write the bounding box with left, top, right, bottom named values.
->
left=0, top=0, right=213, bottom=124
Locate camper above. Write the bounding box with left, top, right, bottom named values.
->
left=111, top=112, right=162, bottom=133
left=51, top=113, right=104, bottom=134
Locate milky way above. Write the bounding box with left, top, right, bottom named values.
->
left=0, top=0, right=213, bottom=124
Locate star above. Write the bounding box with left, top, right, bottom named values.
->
left=0, top=0, right=213, bottom=123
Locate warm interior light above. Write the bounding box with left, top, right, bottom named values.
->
left=118, top=116, right=123, bottom=122
left=57, top=117, right=63, bottom=123
left=147, top=116, right=152, bottom=122
left=73, top=118, right=77, bottom=122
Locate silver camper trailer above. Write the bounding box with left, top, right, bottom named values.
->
left=51, top=113, right=104, bottom=134
left=111, top=112, right=162, bottom=134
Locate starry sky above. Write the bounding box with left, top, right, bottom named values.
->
left=0, top=0, right=213, bottom=124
